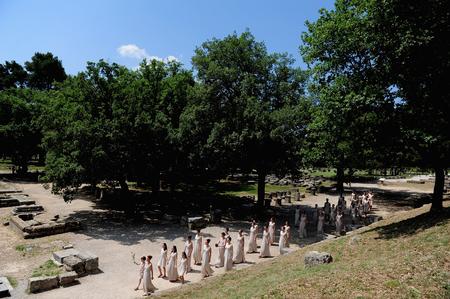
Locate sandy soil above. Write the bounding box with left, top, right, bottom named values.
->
left=0, top=178, right=433, bottom=299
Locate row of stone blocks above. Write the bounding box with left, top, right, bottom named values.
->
left=28, top=249, right=99, bottom=293
left=53, top=249, right=99, bottom=275
left=28, top=271, right=78, bottom=293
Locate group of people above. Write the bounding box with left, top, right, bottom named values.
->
left=134, top=218, right=293, bottom=296
left=295, top=190, right=375, bottom=237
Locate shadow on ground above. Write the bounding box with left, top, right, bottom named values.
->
left=364, top=206, right=450, bottom=240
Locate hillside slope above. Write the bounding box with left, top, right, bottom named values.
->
left=156, top=203, right=450, bottom=299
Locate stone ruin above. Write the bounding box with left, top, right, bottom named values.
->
left=1, top=190, right=82, bottom=239
left=265, top=189, right=305, bottom=207
left=28, top=248, right=99, bottom=293
left=0, top=277, right=13, bottom=297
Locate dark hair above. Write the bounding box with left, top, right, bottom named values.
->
left=221, top=232, right=225, bottom=237
left=182, top=252, right=187, bottom=259
left=141, top=256, right=146, bottom=261
left=227, top=236, right=231, bottom=242
left=187, top=235, right=192, bottom=240
left=225, top=227, right=230, bottom=232
left=206, top=238, right=211, bottom=244
left=163, top=243, right=167, bottom=250
left=172, top=245, right=177, bottom=253
left=147, top=255, right=152, bottom=260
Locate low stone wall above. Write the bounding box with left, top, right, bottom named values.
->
left=9, top=214, right=82, bottom=239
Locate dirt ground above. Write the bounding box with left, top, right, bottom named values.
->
left=0, top=177, right=433, bottom=299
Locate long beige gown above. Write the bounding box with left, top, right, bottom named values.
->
left=167, top=252, right=178, bottom=281
left=193, top=233, right=203, bottom=265
left=278, top=230, right=287, bottom=255
left=247, top=225, right=258, bottom=253
left=336, top=214, right=343, bottom=236
left=299, top=214, right=307, bottom=238
left=157, top=248, right=167, bottom=268
left=224, top=243, right=234, bottom=271
left=259, top=230, right=271, bottom=257
left=184, top=241, right=193, bottom=272
left=285, top=225, right=291, bottom=247
left=268, top=221, right=275, bottom=245
left=233, top=235, right=245, bottom=263
left=142, top=262, right=156, bottom=294
left=215, top=238, right=226, bottom=267
left=201, top=245, right=214, bottom=277
left=317, top=215, right=324, bottom=235
left=178, top=257, right=188, bottom=277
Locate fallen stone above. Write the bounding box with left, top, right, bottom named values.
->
left=62, top=244, right=74, bottom=250
left=76, top=252, right=99, bottom=273
left=63, top=256, right=85, bottom=275
left=58, top=271, right=78, bottom=286
left=304, top=251, right=333, bottom=267
left=0, top=276, right=13, bottom=297
left=28, top=276, right=59, bottom=293
left=52, top=248, right=80, bottom=263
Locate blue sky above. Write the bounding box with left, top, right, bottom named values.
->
left=0, top=0, right=334, bottom=74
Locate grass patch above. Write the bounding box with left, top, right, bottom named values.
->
left=31, top=260, right=62, bottom=277
left=6, top=276, right=18, bottom=288
left=157, top=203, right=450, bottom=299
left=15, top=244, right=26, bottom=252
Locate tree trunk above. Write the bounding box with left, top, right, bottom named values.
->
left=431, top=167, right=444, bottom=212
left=336, top=166, right=344, bottom=197
left=151, top=171, right=160, bottom=198
left=257, top=170, right=266, bottom=208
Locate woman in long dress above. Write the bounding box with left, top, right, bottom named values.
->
left=178, top=252, right=188, bottom=284
left=224, top=237, right=234, bottom=271
left=215, top=232, right=226, bottom=268
left=184, top=236, right=193, bottom=272
left=299, top=211, right=307, bottom=239
left=193, top=229, right=203, bottom=265
left=259, top=226, right=271, bottom=258
left=278, top=226, right=287, bottom=255
left=283, top=221, right=291, bottom=247
left=233, top=229, right=245, bottom=263
left=201, top=239, right=214, bottom=278
left=335, top=211, right=343, bottom=236
left=167, top=246, right=178, bottom=282
left=157, top=243, right=168, bottom=278
left=268, top=217, right=276, bottom=245
left=317, top=210, right=324, bottom=235
left=295, top=207, right=300, bottom=226
left=247, top=220, right=258, bottom=253
left=134, top=256, right=146, bottom=291
left=142, top=255, right=156, bottom=296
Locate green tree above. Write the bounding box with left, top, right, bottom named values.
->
left=191, top=31, right=309, bottom=207
left=370, top=0, right=450, bottom=211
left=0, top=61, right=28, bottom=90
left=301, top=0, right=400, bottom=195
left=25, top=52, right=67, bottom=90
left=302, top=0, right=449, bottom=211
left=0, top=89, right=43, bottom=173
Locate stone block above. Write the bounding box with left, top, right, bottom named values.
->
left=28, top=276, right=59, bottom=293
left=0, top=276, right=13, bottom=297
left=52, top=248, right=80, bottom=263
left=58, top=271, right=78, bottom=286
left=12, top=204, right=44, bottom=215
left=76, top=252, right=99, bottom=273
left=304, top=251, right=333, bottom=267
left=63, top=256, right=85, bottom=275
left=184, top=216, right=208, bottom=231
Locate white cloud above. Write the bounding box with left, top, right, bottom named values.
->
left=117, top=44, right=179, bottom=63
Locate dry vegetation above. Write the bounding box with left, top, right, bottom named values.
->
left=156, top=202, right=450, bottom=299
